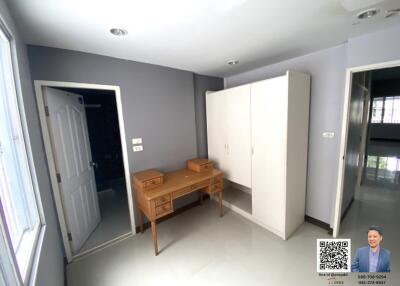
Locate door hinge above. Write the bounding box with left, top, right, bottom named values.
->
left=45, top=106, right=49, bottom=116
left=56, top=173, right=62, bottom=183
left=68, top=232, right=72, bottom=241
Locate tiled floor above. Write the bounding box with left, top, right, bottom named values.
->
left=67, top=200, right=329, bottom=286
left=223, top=186, right=252, bottom=214
left=66, top=188, right=396, bottom=286
left=67, top=141, right=400, bottom=286
left=339, top=140, right=400, bottom=281
left=77, top=188, right=131, bottom=254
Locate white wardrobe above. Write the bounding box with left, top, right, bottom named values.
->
left=206, top=70, right=310, bottom=240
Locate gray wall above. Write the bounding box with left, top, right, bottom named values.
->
left=27, top=46, right=223, bottom=220
left=226, top=45, right=347, bottom=226
left=369, top=125, right=400, bottom=141
left=225, top=24, right=400, bottom=227
left=28, top=45, right=198, bottom=173
left=347, top=25, right=400, bottom=69
left=193, top=74, right=224, bottom=158
left=0, top=1, right=64, bottom=285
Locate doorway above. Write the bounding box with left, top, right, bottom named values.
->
left=333, top=62, right=400, bottom=271
left=34, top=81, right=135, bottom=262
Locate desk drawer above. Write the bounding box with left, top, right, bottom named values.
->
left=210, top=182, right=223, bottom=193
left=154, top=194, right=171, bottom=206
left=155, top=202, right=172, bottom=217
left=190, top=180, right=209, bottom=191
left=198, top=162, right=213, bottom=172
left=144, top=177, right=162, bottom=189
left=211, top=175, right=223, bottom=184
left=173, top=186, right=191, bottom=199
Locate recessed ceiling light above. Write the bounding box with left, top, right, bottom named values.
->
left=110, top=28, right=128, bottom=36
left=357, top=8, right=380, bottom=19
left=385, top=8, right=400, bottom=18
left=228, top=60, right=239, bottom=65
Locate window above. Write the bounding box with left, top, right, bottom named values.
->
left=0, top=26, right=42, bottom=283
left=365, top=155, right=400, bottom=183
left=371, top=96, right=400, bottom=124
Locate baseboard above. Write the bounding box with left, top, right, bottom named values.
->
left=136, top=195, right=210, bottom=233
left=305, top=215, right=333, bottom=234
left=370, top=138, right=400, bottom=142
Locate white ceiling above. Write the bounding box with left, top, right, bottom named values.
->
left=7, top=0, right=400, bottom=77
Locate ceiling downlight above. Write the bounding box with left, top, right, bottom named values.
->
left=385, top=8, right=400, bottom=18
left=227, top=60, right=239, bottom=65
left=357, top=8, right=380, bottom=20
left=110, top=28, right=128, bottom=36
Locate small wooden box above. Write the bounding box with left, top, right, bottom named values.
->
left=133, top=169, right=164, bottom=190
left=187, top=158, right=213, bottom=173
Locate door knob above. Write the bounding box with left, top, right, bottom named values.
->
left=89, top=161, right=98, bottom=168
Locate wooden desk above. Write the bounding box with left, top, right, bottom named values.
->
left=132, top=168, right=224, bottom=255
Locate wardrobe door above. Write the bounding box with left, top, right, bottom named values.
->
left=224, top=84, right=252, bottom=187
left=251, top=76, right=288, bottom=235
left=206, top=91, right=227, bottom=172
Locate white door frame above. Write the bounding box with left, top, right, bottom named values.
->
left=332, top=59, right=400, bottom=238
left=34, top=80, right=136, bottom=262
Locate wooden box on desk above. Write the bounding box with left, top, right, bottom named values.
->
left=187, top=158, right=213, bottom=172
left=132, top=169, right=164, bottom=190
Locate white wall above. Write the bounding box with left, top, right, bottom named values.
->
left=347, top=25, right=400, bottom=68
left=225, top=24, right=400, bottom=227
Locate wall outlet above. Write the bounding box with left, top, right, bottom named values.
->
left=132, top=138, right=142, bottom=145
left=133, top=145, right=143, bottom=152
left=322, top=132, right=335, bottom=139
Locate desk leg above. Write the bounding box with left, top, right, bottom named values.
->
left=151, top=221, right=158, bottom=256
left=138, top=209, right=144, bottom=233
left=218, top=191, right=224, bottom=217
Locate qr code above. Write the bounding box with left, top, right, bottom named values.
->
left=317, top=239, right=351, bottom=273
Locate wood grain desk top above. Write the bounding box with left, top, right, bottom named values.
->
left=141, top=169, right=223, bottom=200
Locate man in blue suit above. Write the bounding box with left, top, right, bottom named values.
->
left=351, top=225, right=391, bottom=272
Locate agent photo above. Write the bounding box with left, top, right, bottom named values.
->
left=351, top=225, right=391, bottom=272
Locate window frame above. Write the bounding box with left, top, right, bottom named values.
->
left=371, top=95, right=400, bottom=124
left=0, top=18, right=45, bottom=286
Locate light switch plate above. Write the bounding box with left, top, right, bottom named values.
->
left=133, top=145, right=143, bottom=152
left=322, top=132, right=335, bottom=139
left=132, top=138, right=142, bottom=145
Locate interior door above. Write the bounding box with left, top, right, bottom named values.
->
left=224, top=84, right=252, bottom=187
left=206, top=91, right=227, bottom=173
left=251, top=76, right=287, bottom=232
left=342, top=72, right=367, bottom=213
left=44, top=87, right=100, bottom=253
